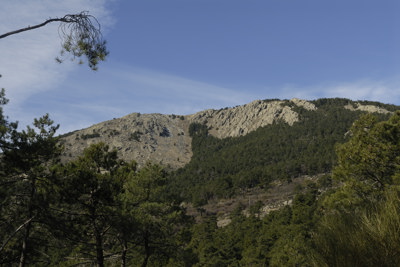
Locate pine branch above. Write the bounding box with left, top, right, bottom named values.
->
left=0, top=18, right=66, bottom=39
left=0, top=12, right=108, bottom=70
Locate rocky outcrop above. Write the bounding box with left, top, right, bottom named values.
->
left=61, top=113, right=193, bottom=169
left=291, top=98, right=317, bottom=111
left=188, top=98, right=316, bottom=139
left=344, top=103, right=391, bottom=114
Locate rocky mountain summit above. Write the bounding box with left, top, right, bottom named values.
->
left=190, top=98, right=316, bottom=138
left=60, top=98, right=391, bottom=168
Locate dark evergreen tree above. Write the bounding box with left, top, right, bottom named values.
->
left=313, top=111, right=400, bottom=266
left=0, top=112, right=62, bottom=266
left=56, top=142, right=123, bottom=267
left=119, top=163, right=192, bottom=267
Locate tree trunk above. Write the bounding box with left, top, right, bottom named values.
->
left=120, top=240, right=128, bottom=267
left=94, top=227, right=104, bottom=267
left=18, top=220, right=32, bottom=267
left=141, top=235, right=150, bottom=267
left=19, top=177, right=36, bottom=267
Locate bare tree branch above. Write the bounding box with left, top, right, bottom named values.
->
left=0, top=216, right=35, bottom=253
left=0, top=18, right=62, bottom=39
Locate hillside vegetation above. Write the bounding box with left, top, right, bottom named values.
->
left=2, top=90, right=400, bottom=266
left=169, top=98, right=394, bottom=205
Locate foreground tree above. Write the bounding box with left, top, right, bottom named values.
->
left=313, top=111, right=400, bottom=266
left=57, top=143, right=123, bottom=267
left=0, top=112, right=62, bottom=266
left=119, top=163, right=192, bottom=266
left=325, top=111, right=400, bottom=211
left=0, top=11, right=108, bottom=70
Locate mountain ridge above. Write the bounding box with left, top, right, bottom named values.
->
left=60, top=98, right=395, bottom=168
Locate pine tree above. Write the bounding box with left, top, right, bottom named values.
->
left=56, top=143, right=123, bottom=267
left=0, top=113, right=61, bottom=266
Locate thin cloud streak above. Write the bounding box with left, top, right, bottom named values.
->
left=325, top=80, right=400, bottom=104
left=108, top=66, right=259, bottom=110
left=275, top=79, right=400, bottom=105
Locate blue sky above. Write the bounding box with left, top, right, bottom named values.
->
left=1, top=0, right=400, bottom=134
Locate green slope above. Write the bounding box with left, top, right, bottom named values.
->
left=169, top=98, right=396, bottom=205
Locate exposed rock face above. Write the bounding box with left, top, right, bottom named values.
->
left=291, top=98, right=317, bottom=111
left=60, top=98, right=388, bottom=169
left=344, top=103, right=391, bottom=114
left=188, top=98, right=316, bottom=138
left=61, top=113, right=193, bottom=168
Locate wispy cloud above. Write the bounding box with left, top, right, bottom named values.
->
left=324, top=79, right=400, bottom=104
left=106, top=65, right=259, bottom=113
left=274, top=78, right=400, bottom=105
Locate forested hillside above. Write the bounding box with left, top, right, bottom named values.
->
left=2, top=90, right=400, bottom=266
left=169, top=98, right=395, bottom=205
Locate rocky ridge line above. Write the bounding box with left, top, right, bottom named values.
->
left=189, top=98, right=316, bottom=139
left=60, top=98, right=390, bottom=169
